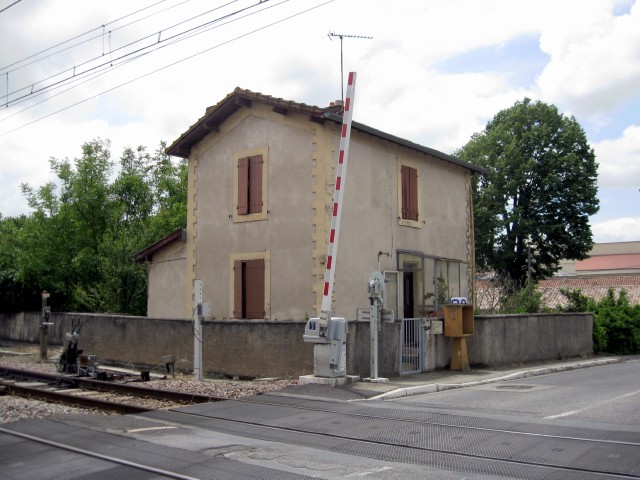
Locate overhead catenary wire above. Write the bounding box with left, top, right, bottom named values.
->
left=1, top=0, right=254, bottom=108
left=0, top=0, right=279, bottom=117
left=0, top=0, right=22, bottom=14
left=0, top=0, right=335, bottom=137
left=0, top=0, right=186, bottom=72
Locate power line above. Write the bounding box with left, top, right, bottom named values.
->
left=0, top=0, right=21, bottom=14
left=2, top=0, right=265, bottom=110
left=0, top=0, right=335, bottom=137
left=1, top=0, right=277, bottom=119
left=0, top=0, right=182, bottom=72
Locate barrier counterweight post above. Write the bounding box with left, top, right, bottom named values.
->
left=319, top=72, right=357, bottom=334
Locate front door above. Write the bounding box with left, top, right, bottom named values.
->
left=403, top=265, right=415, bottom=318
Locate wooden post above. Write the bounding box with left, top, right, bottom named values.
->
left=450, top=337, right=469, bottom=371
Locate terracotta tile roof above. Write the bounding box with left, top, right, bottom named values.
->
left=576, top=253, right=640, bottom=271
left=133, top=228, right=186, bottom=262
left=476, top=274, right=640, bottom=311
left=165, top=87, right=488, bottom=175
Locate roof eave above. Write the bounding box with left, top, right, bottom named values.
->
left=166, top=89, right=329, bottom=159
left=166, top=92, right=249, bottom=158
left=133, top=228, right=186, bottom=263
left=323, top=113, right=488, bottom=176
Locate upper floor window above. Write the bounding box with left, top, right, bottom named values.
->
left=237, top=155, right=263, bottom=215
left=401, top=165, right=418, bottom=221
left=397, top=159, right=421, bottom=228
left=233, top=148, right=268, bottom=222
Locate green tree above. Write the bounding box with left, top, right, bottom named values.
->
left=456, top=98, right=599, bottom=287
left=8, top=138, right=188, bottom=315
left=17, top=139, right=114, bottom=310
left=0, top=215, right=41, bottom=311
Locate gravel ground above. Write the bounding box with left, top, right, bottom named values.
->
left=0, top=344, right=298, bottom=425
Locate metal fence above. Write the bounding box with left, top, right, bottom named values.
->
left=400, top=318, right=423, bottom=375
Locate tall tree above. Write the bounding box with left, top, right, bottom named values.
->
left=456, top=98, right=599, bottom=287
left=18, top=139, right=114, bottom=310
left=0, top=215, right=40, bottom=311
left=8, top=138, right=188, bottom=315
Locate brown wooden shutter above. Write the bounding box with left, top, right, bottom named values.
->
left=233, top=260, right=243, bottom=318
left=401, top=165, right=410, bottom=219
left=245, top=259, right=265, bottom=319
left=401, top=165, right=419, bottom=221
left=237, top=157, right=249, bottom=215
left=408, top=166, right=418, bottom=221
left=249, top=155, right=263, bottom=214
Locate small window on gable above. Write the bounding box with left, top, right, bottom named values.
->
left=233, top=149, right=268, bottom=223
left=237, top=155, right=263, bottom=215
left=233, top=258, right=265, bottom=319
left=398, top=160, right=421, bottom=228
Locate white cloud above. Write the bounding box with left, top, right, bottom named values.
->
left=594, top=124, right=640, bottom=188
left=1, top=0, right=639, bottom=244
left=592, top=217, right=640, bottom=243
left=537, top=0, right=640, bottom=116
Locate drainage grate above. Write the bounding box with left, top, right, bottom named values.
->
left=472, top=383, right=553, bottom=393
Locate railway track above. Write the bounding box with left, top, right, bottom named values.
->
left=0, top=366, right=224, bottom=414
left=3, top=390, right=638, bottom=479
left=152, top=394, right=640, bottom=479
left=1, top=376, right=639, bottom=478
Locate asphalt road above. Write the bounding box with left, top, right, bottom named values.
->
left=394, top=359, right=640, bottom=428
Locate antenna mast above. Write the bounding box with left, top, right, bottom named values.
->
left=328, top=32, right=372, bottom=104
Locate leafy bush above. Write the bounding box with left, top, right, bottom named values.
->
left=501, top=280, right=543, bottom=314
left=559, top=288, right=640, bottom=354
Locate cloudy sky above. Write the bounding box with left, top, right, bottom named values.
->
left=0, top=0, right=638, bottom=243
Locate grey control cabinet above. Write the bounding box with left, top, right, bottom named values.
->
left=303, top=317, right=347, bottom=377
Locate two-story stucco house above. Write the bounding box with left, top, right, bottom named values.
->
left=137, top=88, right=486, bottom=324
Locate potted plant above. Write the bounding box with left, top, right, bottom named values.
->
left=435, top=275, right=448, bottom=314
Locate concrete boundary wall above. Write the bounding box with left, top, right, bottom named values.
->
left=466, top=313, right=593, bottom=367
left=0, top=312, right=593, bottom=378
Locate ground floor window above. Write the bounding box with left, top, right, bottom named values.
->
left=397, top=250, right=469, bottom=318
left=232, top=257, right=267, bottom=319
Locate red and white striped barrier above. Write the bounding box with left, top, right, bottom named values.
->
left=319, top=71, right=357, bottom=332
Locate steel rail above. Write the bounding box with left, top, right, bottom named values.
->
left=0, top=380, right=151, bottom=414
left=171, top=408, right=640, bottom=480
left=233, top=394, right=640, bottom=447
left=0, top=426, right=200, bottom=480
left=0, top=366, right=223, bottom=404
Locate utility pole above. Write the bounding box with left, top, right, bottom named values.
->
left=192, top=280, right=209, bottom=381
left=40, top=291, right=52, bottom=361
left=328, top=32, right=372, bottom=105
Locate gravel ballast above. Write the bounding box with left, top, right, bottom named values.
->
left=0, top=344, right=298, bottom=424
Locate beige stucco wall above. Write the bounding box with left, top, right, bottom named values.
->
left=147, top=240, right=187, bottom=319
left=185, top=104, right=318, bottom=320
left=332, top=132, right=472, bottom=320
left=179, top=102, right=474, bottom=321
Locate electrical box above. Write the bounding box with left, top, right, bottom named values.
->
left=303, top=317, right=325, bottom=343
left=196, top=302, right=210, bottom=320
left=443, top=304, right=474, bottom=337
left=430, top=319, right=444, bottom=335
left=304, top=317, right=347, bottom=377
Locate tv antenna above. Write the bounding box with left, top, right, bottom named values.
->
left=328, top=31, right=372, bottom=105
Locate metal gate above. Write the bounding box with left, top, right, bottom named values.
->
left=400, top=318, right=424, bottom=375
